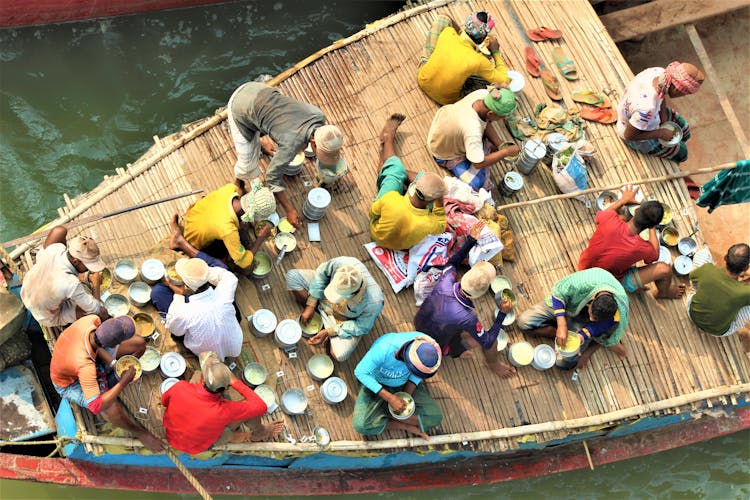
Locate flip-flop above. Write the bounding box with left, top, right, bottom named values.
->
left=524, top=46, right=541, bottom=77
left=571, top=90, right=611, bottom=108
left=552, top=47, right=578, bottom=81
left=540, top=68, right=562, bottom=101
left=579, top=106, right=617, bottom=124
left=526, top=26, right=563, bottom=42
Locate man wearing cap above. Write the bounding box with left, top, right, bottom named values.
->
left=369, top=114, right=448, bottom=251
left=427, top=85, right=520, bottom=191
left=418, top=12, right=510, bottom=105
left=353, top=332, right=443, bottom=440
left=414, top=221, right=516, bottom=378
left=50, top=315, right=163, bottom=452
left=152, top=256, right=243, bottom=362
left=162, top=351, right=284, bottom=454
left=182, top=179, right=274, bottom=274
left=286, top=256, right=384, bottom=362
left=21, top=225, right=110, bottom=327
left=227, top=82, right=346, bottom=229
left=617, top=61, right=704, bottom=163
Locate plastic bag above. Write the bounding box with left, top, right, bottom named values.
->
left=552, top=145, right=588, bottom=201
left=364, top=243, right=410, bottom=293
left=413, top=268, right=443, bottom=306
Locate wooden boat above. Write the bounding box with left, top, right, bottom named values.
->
left=2, top=0, right=748, bottom=496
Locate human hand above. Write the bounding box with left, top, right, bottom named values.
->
left=257, top=224, right=272, bottom=240
left=286, top=209, right=303, bottom=231
left=658, top=127, right=677, bottom=142
left=120, top=366, right=136, bottom=385
left=166, top=278, right=187, bottom=295
left=502, top=144, right=520, bottom=156
left=555, top=325, right=568, bottom=348
left=259, top=135, right=278, bottom=156
left=307, top=329, right=329, bottom=346
left=486, top=36, right=499, bottom=53
left=620, top=184, right=640, bottom=204
left=88, top=271, right=103, bottom=289
left=300, top=305, right=315, bottom=324
left=388, top=394, right=407, bottom=414
left=499, top=299, right=513, bottom=314
left=469, top=220, right=486, bottom=240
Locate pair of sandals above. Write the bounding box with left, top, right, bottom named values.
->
left=525, top=47, right=571, bottom=101
left=572, top=90, right=617, bottom=124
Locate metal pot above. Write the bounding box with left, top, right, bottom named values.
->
left=307, top=354, right=334, bottom=382
left=531, top=344, right=556, bottom=371
left=160, top=352, right=186, bottom=378
left=251, top=251, right=273, bottom=279
left=104, top=293, right=130, bottom=317
left=243, top=362, right=267, bottom=386
left=280, top=388, right=308, bottom=415
left=507, top=341, right=534, bottom=367
left=320, top=377, right=348, bottom=405
left=114, top=259, right=139, bottom=284
left=139, top=346, right=161, bottom=374
left=133, top=312, right=155, bottom=338
left=141, top=259, right=165, bottom=285
left=249, top=309, right=277, bottom=338
left=274, top=319, right=302, bottom=349
left=128, top=281, right=151, bottom=308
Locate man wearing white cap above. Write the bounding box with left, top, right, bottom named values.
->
left=227, top=82, right=346, bottom=229
left=353, top=332, right=443, bottom=440
left=285, top=256, right=384, bottom=362
left=182, top=179, right=275, bottom=274
left=21, top=225, right=110, bottom=327
left=152, top=257, right=243, bottom=362
left=369, top=114, right=447, bottom=250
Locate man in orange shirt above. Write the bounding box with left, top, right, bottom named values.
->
left=50, top=315, right=163, bottom=452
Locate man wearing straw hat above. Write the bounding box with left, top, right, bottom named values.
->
left=427, top=85, right=520, bottom=191
left=418, top=11, right=510, bottom=105
left=353, top=333, right=442, bottom=440
left=226, top=82, right=347, bottom=230
left=50, top=315, right=163, bottom=452
left=21, top=224, right=110, bottom=327
left=181, top=179, right=275, bottom=275
left=162, top=351, right=284, bottom=454
left=369, top=114, right=448, bottom=251
left=285, top=256, right=384, bottom=362
left=414, top=221, right=516, bottom=378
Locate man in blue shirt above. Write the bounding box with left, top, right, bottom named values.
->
left=353, top=333, right=442, bottom=440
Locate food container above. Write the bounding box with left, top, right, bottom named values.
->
left=243, top=362, right=267, bottom=387
left=499, top=171, right=524, bottom=197
left=277, top=218, right=295, bottom=233
left=514, top=139, right=546, bottom=175
left=531, top=344, right=556, bottom=371
left=284, top=151, right=305, bottom=176
left=388, top=391, right=415, bottom=420
left=88, top=267, right=112, bottom=291
left=114, top=259, right=139, bottom=284
left=299, top=312, right=323, bottom=337
left=660, top=227, right=679, bottom=247
left=249, top=309, right=277, bottom=337
left=115, top=355, right=142, bottom=381
left=254, top=219, right=277, bottom=239
left=494, top=307, right=516, bottom=327
left=128, top=281, right=151, bottom=308
left=507, top=70, right=526, bottom=93
left=595, top=191, right=617, bottom=211
left=274, top=232, right=297, bottom=264
left=254, top=384, right=278, bottom=414
left=307, top=353, right=334, bottom=382
left=618, top=187, right=644, bottom=204
left=280, top=388, right=308, bottom=415
left=160, top=352, right=186, bottom=378
left=658, top=121, right=682, bottom=146
left=141, top=259, right=165, bottom=285
left=139, top=346, right=161, bottom=374
left=251, top=251, right=273, bottom=279
left=303, top=187, right=332, bottom=221
left=674, top=255, right=693, bottom=276
left=274, top=319, right=302, bottom=349
left=678, top=237, right=697, bottom=256
left=640, top=228, right=661, bottom=242
left=104, top=293, right=130, bottom=317
left=320, top=376, right=348, bottom=405
left=507, top=341, right=534, bottom=367
left=160, top=377, right=180, bottom=395
left=133, top=312, right=155, bottom=338
left=543, top=132, right=568, bottom=165
left=657, top=246, right=672, bottom=265
left=659, top=203, right=673, bottom=226
left=555, top=332, right=583, bottom=369
left=490, top=275, right=513, bottom=296
left=165, top=261, right=183, bottom=285
left=495, top=329, right=509, bottom=352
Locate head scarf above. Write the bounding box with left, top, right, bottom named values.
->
left=658, top=61, right=703, bottom=98
left=483, top=86, right=517, bottom=117
left=464, top=11, right=495, bottom=43
left=240, top=179, right=276, bottom=223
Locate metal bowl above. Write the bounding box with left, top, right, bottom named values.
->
left=141, top=259, right=165, bottom=285
left=320, top=377, right=348, bottom=404
left=128, top=281, right=152, bottom=308
left=251, top=251, right=273, bottom=279
left=388, top=392, right=415, bottom=420
left=115, top=355, right=142, bottom=381
left=274, top=232, right=297, bottom=252
left=280, top=388, right=308, bottom=415
left=104, top=293, right=130, bottom=317
left=507, top=70, right=526, bottom=93
left=160, top=377, right=180, bottom=395
left=88, top=267, right=112, bottom=291
left=132, top=312, right=155, bottom=338
left=254, top=384, right=278, bottom=414
left=595, top=191, right=617, bottom=211
left=490, top=275, right=513, bottom=296
left=243, top=362, right=268, bottom=386
left=139, top=346, right=161, bottom=373
left=674, top=255, right=694, bottom=276
left=678, top=237, right=697, bottom=256
left=658, top=121, right=682, bottom=146
left=659, top=203, right=673, bottom=226
left=299, top=312, right=323, bottom=337
left=495, top=329, right=509, bottom=352
left=114, top=259, right=139, bottom=284
left=307, top=353, right=334, bottom=382
left=661, top=227, right=679, bottom=247
left=658, top=246, right=672, bottom=265
left=165, top=260, right=183, bottom=285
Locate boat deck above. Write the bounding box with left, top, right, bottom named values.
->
left=14, top=0, right=749, bottom=458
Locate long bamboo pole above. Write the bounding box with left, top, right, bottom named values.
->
left=496, top=162, right=738, bottom=212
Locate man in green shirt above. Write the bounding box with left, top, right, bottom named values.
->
left=688, top=243, right=750, bottom=338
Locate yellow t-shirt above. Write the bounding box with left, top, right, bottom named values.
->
left=417, top=27, right=509, bottom=106
left=369, top=191, right=447, bottom=250
left=183, top=183, right=255, bottom=269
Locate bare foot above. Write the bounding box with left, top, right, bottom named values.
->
left=250, top=420, right=285, bottom=441
left=402, top=423, right=429, bottom=441
left=653, top=283, right=686, bottom=299
left=459, top=350, right=475, bottom=359
left=487, top=360, right=516, bottom=378
left=168, top=213, right=186, bottom=251
left=379, top=113, right=406, bottom=144
left=137, top=431, right=165, bottom=453
left=228, top=431, right=253, bottom=444
left=609, top=343, right=627, bottom=359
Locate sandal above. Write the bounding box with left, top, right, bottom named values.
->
left=552, top=47, right=578, bottom=81
left=526, top=26, right=563, bottom=42
left=524, top=46, right=541, bottom=77
left=571, top=90, right=611, bottom=108
left=579, top=106, right=618, bottom=124
left=540, top=68, right=562, bottom=101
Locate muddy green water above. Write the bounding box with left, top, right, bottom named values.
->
left=0, top=1, right=748, bottom=498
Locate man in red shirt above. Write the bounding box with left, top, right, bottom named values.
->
left=579, top=185, right=684, bottom=299
left=162, top=351, right=284, bottom=454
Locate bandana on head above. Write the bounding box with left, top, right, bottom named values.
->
left=658, top=61, right=702, bottom=98
left=464, top=11, right=495, bottom=43
left=484, top=85, right=517, bottom=117
left=240, top=179, right=276, bottom=223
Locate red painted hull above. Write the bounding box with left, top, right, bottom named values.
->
left=0, top=0, right=236, bottom=28
left=2, top=406, right=749, bottom=496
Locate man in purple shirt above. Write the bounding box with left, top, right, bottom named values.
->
left=414, top=221, right=516, bottom=378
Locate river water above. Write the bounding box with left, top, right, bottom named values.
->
left=0, top=1, right=748, bottom=498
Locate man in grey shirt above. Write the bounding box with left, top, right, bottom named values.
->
left=227, top=82, right=345, bottom=229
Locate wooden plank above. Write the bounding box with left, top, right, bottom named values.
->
left=600, top=0, right=750, bottom=43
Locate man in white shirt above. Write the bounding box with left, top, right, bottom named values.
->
left=21, top=225, right=109, bottom=327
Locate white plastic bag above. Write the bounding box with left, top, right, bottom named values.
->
left=364, top=243, right=410, bottom=293
left=552, top=145, right=588, bottom=201
left=467, top=226, right=503, bottom=266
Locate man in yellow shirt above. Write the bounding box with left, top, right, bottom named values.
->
left=418, top=12, right=510, bottom=105
left=182, top=179, right=275, bottom=273
left=369, top=114, right=447, bottom=251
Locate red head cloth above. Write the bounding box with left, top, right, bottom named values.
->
left=658, top=61, right=703, bottom=98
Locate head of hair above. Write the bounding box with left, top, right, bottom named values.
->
left=725, top=243, right=750, bottom=275
left=591, top=293, right=617, bottom=322
left=633, top=201, right=664, bottom=231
